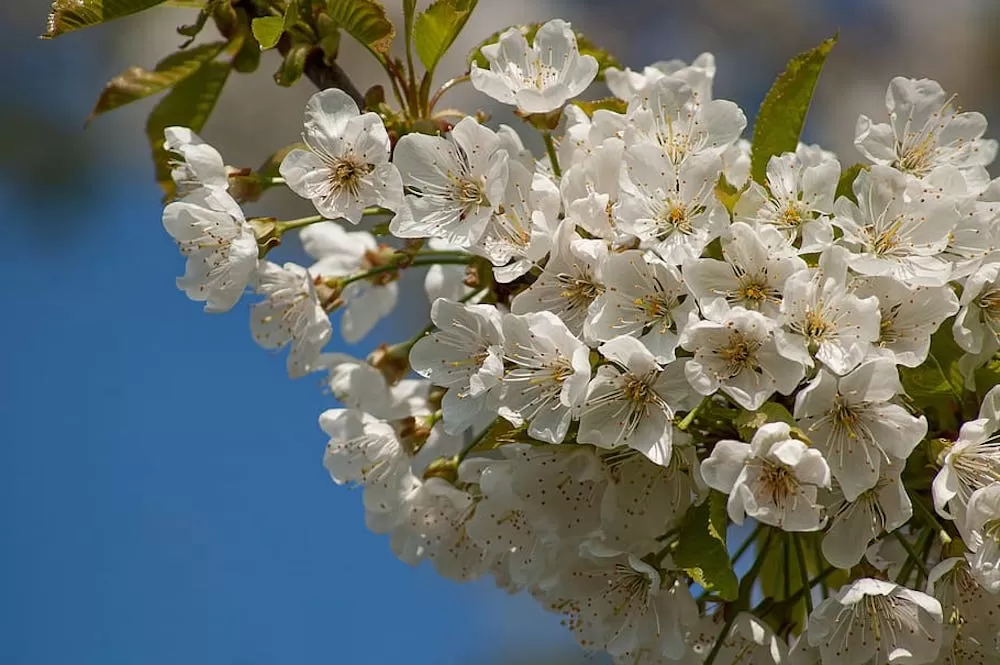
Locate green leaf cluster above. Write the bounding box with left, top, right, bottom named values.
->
left=750, top=36, right=837, bottom=185
left=673, top=492, right=738, bottom=601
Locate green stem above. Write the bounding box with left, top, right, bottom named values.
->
left=909, top=490, right=952, bottom=542
left=730, top=522, right=762, bottom=565
left=894, top=529, right=931, bottom=582
left=339, top=256, right=472, bottom=288
left=677, top=397, right=709, bottom=432
left=703, top=613, right=736, bottom=665
left=793, top=534, right=813, bottom=618
left=456, top=419, right=498, bottom=463
left=275, top=215, right=324, bottom=234
left=429, top=74, right=470, bottom=111
left=542, top=131, right=561, bottom=177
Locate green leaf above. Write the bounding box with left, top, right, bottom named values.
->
left=414, top=0, right=478, bottom=76
left=43, top=0, right=168, bottom=38
left=835, top=163, right=867, bottom=203
left=467, top=23, right=620, bottom=80
left=88, top=41, right=226, bottom=122
left=324, top=0, right=395, bottom=57
left=163, top=0, right=205, bottom=6
left=750, top=36, right=837, bottom=185
left=715, top=173, right=742, bottom=215
left=251, top=16, right=284, bottom=49
left=146, top=59, right=231, bottom=197
left=571, top=97, right=627, bottom=118
left=900, top=323, right=965, bottom=433
left=674, top=491, right=738, bottom=601
left=733, top=402, right=796, bottom=442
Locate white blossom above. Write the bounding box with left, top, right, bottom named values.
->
left=821, top=460, right=912, bottom=569
left=855, top=77, right=997, bottom=190
left=409, top=299, right=504, bottom=434
left=927, top=556, right=1000, bottom=663
left=605, top=52, right=715, bottom=101
left=811, top=578, right=943, bottom=665
left=391, top=117, right=509, bottom=246
left=251, top=261, right=332, bottom=377
left=470, top=19, right=598, bottom=114
left=683, top=221, right=806, bottom=319
left=510, top=219, right=607, bottom=338
left=680, top=306, right=806, bottom=410
left=702, top=421, right=830, bottom=530
left=617, top=144, right=727, bottom=265
left=162, top=187, right=257, bottom=313
left=625, top=74, right=746, bottom=165
left=833, top=164, right=959, bottom=287
left=963, top=483, right=1000, bottom=592
left=686, top=611, right=788, bottom=665
left=953, top=261, right=1000, bottom=356
left=537, top=541, right=697, bottom=659
left=499, top=311, right=591, bottom=444
left=471, top=160, right=561, bottom=282
left=855, top=276, right=959, bottom=368
left=164, top=127, right=228, bottom=195
left=933, top=385, right=1000, bottom=524
left=734, top=150, right=839, bottom=251
left=280, top=89, right=403, bottom=223
left=300, top=221, right=396, bottom=343
left=577, top=336, right=696, bottom=466
left=780, top=257, right=881, bottom=375
left=795, top=358, right=927, bottom=500
left=587, top=250, right=696, bottom=362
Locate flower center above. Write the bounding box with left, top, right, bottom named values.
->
left=661, top=201, right=693, bottom=234
left=757, top=460, right=797, bottom=508
left=331, top=158, right=370, bottom=196
left=777, top=202, right=806, bottom=229
left=557, top=271, right=605, bottom=310
left=804, top=308, right=831, bottom=342
left=718, top=331, right=761, bottom=377
left=736, top=276, right=772, bottom=307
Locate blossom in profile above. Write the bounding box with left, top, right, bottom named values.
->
left=471, top=19, right=598, bottom=114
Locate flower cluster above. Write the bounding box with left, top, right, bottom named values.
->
left=160, top=18, right=1000, bottom=665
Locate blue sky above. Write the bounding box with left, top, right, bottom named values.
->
left=0, top=179, right=582, bottom=664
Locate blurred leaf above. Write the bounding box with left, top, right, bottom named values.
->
left=146, top=60, right=231, bottom=197
left=975, top=355, right=1000, bottom=401
left=733, top=402, right=795, bottom=442
left=674, top=491, right=738, bottom=601
left=414, top=0, right=477, bottom=76
left=750, top=36, right=837, bottom=185
left=900, top=323, right=964, bottom=433
left=164, top=0, right=205, bottom=6
left=251, top=16, right=284, bottom=49
left=251, top=0, right=298, bottom=51
left=571, top=97, right=626, bottom=117
left=467, top=23, right=619, bottom=80
left=88, top=41, right=226, bottom=122
left=324, top=0, right=395, bottom=57
left=715, top=174, right=741, bottom=215
left=835, top=163, right=867, bottom=203
left=274, top=42, right=313, bottom=87
left=43, top=0, right=167, bottom=38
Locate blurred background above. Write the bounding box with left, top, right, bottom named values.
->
left=1, top=1, right=997, bottom=664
